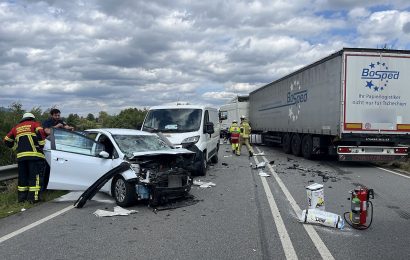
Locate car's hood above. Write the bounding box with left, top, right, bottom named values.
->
left=129, top=148, right=193, bottom=159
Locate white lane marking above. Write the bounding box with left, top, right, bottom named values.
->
left=375, top=166, right=410, bottom=179
left=254, top=156, right=298, bottom=260
left=255, top=147, right=335, bottom=260
left=0, top=205, right=74, bottom=244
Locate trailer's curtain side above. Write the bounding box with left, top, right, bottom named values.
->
left=250, top=55, right=342, bottom=135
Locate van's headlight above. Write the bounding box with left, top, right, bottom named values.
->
left=181, top=135, right=200, bottom=144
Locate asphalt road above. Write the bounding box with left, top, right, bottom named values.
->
left=1, top=144, right=410, bottom=259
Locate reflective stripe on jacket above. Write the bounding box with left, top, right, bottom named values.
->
left=4, top=120, right=46, bottom=161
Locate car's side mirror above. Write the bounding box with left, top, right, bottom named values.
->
left=204, top=122, right=215, bottom=135
left=99, top=151, right=110, bottom=158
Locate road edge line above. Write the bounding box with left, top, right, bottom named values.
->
left=0, top=205, right=74, bottom=244
left=375, top=166, right=410, bottom=179
left=254, top=156, right=298, bottom=260
left=255, top=147, right=335, bottom=260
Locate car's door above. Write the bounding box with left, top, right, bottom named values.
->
left=46, top=129, right=114, bottom=191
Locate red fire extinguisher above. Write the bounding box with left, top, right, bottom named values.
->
left=344, top=186, right=374, bottom=230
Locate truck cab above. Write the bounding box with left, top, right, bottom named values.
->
left=141, top=103, right=220, bottom=176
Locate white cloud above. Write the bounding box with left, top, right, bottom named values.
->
left=0, top=1, right=410, bottom=116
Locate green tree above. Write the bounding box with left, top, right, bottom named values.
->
left=86, top=113, right=95, bottom=121
left=66, top=113, right=81, bottom=128
left=110, top=108, right=147, bottom=129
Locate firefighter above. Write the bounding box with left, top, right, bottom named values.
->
left=3, top=113, right=46, bottom=203
left=238, top=115, right=254, bottom=157
left=229, top=120, right=241, bottom=154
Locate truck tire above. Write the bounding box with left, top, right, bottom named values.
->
left=282, top=134, right=292, bottom=154
left=291, top=134, right=302, bottom=156
left=302, top=135, right=313, bottom=159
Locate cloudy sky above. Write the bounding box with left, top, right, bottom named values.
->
left=1, top=0, right=410, bottom=116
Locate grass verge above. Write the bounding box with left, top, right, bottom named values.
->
left=0, top=179, right=67, bottom=219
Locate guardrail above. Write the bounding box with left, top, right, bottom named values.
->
left=0, top=164, right=18, bottom=181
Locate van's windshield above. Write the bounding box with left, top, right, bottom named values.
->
left=142, top=109, right=202, bottom=133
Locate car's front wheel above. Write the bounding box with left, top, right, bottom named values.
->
left=112, top=176, right=136, bottom=207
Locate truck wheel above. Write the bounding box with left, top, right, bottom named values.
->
left=112, top=176, right=136, bottom=207
left=291, top=134, right=302, bottom=156
left=302, top=135, right=313, bottom=159
left=282, top=134, right=292, bottom=154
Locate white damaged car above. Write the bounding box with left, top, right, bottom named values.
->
left=44, top=128, right=194, bottom=207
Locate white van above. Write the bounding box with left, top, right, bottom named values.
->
left=141, top=103, right=220, bottom=176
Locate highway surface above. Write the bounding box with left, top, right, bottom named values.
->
left=1, top=144, right=409, bottom=259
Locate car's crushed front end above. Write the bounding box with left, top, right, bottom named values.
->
left=121, top=150, right=195, bottom=206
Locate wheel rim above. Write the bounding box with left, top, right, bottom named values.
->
left=115, top=178, right=126, bottom=202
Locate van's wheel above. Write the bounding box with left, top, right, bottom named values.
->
left=291, top=134, right=302, bottom=156
left=197, top=151, right=207, bottom=176
left=282, top=134, right=292, bottom=154
left=112, top=176, right=136, bottom=207
left=210, top=150, right=219, bottom=164
left=302, top=135, right=313, bottom=159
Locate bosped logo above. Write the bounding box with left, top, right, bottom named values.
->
left=287, top=80, right=308, bottom=121
left=361, top=61, right=399, bottom=92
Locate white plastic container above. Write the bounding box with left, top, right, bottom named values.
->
left=300, top=209, right=344, bottom=229
left=306, top=183, right=325, bottom=211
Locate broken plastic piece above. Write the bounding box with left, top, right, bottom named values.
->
left=258, top=171, right=270, bottom=177
left=253, top=152, right=265, bottom=156
left=299, top=209, right=344, bottom=229
left=93, top=206, right=138, bottom=217
left=253, top=162, right=266, bottom=169
left=193, top=180, right=216, bottom=188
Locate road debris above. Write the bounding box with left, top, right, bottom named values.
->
left=258, top=171, right=270, bottom=177
left=223, top=155, right=232, bottom=158
left=153, top=195, right=202, bottom=213
left=252, top=161, right=266, bottom=169
left=306, top=183, right=325, bottom=210
left=94, top=206, right=138, bottom=217
left=193, top=180, right=216, bottom=188
left=21, top=208, right=26, bottom=212
left=299, top=209, right=344, bottom=229
left=252, top=152, right=265, bottom=156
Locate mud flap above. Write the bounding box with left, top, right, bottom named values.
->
left=74, top=162, right=131, bottom=208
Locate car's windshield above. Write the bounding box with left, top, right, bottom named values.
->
left=112, top=134, right=171, bottom=157
left=142, top=109, right=202, bottom=133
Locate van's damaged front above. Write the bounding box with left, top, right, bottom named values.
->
left=124, top=150, right=194, bottom=206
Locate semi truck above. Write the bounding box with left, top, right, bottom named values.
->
left=249, top=48, right=410, bottom=161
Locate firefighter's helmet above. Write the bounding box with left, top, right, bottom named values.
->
left=22, top=112, right=35, bottom=120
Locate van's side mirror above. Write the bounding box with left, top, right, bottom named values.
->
left=204, top=122, right=215, bottom=135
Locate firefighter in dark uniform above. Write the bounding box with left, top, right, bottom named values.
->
left=3, top=113, right=46, bottom=203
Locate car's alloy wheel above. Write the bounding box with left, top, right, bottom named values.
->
left=115, top=178, right=126, bottom=202
left=112, top=176, right=136, bottom=207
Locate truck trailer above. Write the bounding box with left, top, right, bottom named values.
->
left=249, top=48, right=410, bottom=161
